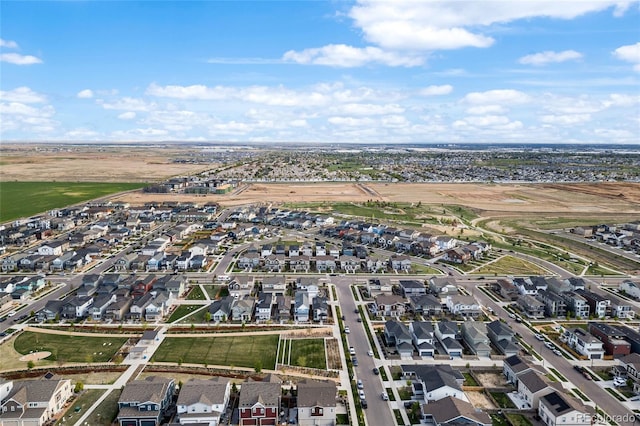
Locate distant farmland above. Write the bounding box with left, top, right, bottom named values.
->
left=0, top=181, right=144, bottom=223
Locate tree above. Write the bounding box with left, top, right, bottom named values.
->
left=27, top=360, right=35, bottom=369
left=74, top=381, right=84, bottom=393
left=204, top=311, right=211, bottom=322
left=254, top=360, right=262, bottom=373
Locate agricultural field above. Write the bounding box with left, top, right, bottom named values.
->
left=151, top=334, right=279, bottom=370
left=0, top=181, right=144, bottom=222
left=13, top=331, right=127, bottom=363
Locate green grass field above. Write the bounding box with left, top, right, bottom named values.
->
left=151, top=335, right=279, bottom=369
left=475, top=255, right=547, bottom=275
left=0, top=181, right=144, bottom=222
left=167, top=304, right=203, bottom=322
left=289, top=338, right=326, bottom=369
left=14, top=331, right=127, bottom=363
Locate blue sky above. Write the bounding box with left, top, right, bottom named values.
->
left=1, top=0, right=639, bottom=144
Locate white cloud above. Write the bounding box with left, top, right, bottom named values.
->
left=519, top=50, right=583, bottom=66
left=147, top=82, right=387, bottom=107
left=0, top=102, right=54, bottom=117
left=111, top=128, right=169, bottom=140
left=328, top=116, right=376, bottom=127
left=77, top=89, right=94, bottom=99
left=65, top=128, right=99, bottom=139
left=540, top=114, right=591, bottom=125
left=466, top=105, right=506, bottom=115
left=330, top=103, right=405, bottom=116
left=349, top=0, right=631, bottom=51
left=463, top=89, right=531, bottom=105
left=98, top=97, right=155, bottom=112
left=0, top=101, right=58, bottom=135
left=0, top=87, right=46, bottom=103
left=289, top=119, right=308, bottom=127
left=283, top=44, right=424, bottom=67
left=613, top=42, right=640, bottom=72
left=0, top=52, right=43, bottom=65
left=464, top=115, right=511, bottom=126
left=0, top=39, right=18, bottom=49
left=117, top=111, right=137, bottom=120
left=419, top=85, right=453, bottom=96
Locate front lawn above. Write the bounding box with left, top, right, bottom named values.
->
left=186, top=285, right=206, bottom=300
left=56, top=389, right=105, bottom=425
left=151, top=334, right=278, bottom=369
left=14, top=331, right=126, bottom=363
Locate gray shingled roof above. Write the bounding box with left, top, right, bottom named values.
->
left=518, top=370, right=550, bottom=393
left=177, top=378, right=229, bottom=407
left=239, top=375, right=282, bottom=408
left=296, top=379, right=336, bottom=408
left=119, top=376, right=174, bottom=405
left=401, top=365, right=463, bottom=393
left=422, top=396, right=491, bottom=425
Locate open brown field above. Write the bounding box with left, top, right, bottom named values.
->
left=112, top=182, right=640, bottom=216
left=0, top=144, right=208, bottom=182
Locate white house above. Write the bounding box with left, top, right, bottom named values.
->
left=517, top=371, right=556, bottom=409
left=0, top=376, right=73, bottom=426
left=620, top=280, right=640, bottom=299
left=538, top=391, right=593, bottom=426
left=297, top=379, right=336, bottom=426
left=176, top=378, right=231, bottom=426
left=564, top=328, right=605, bottom=360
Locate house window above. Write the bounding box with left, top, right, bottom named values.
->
left=311, top=407, right=323, bottom=416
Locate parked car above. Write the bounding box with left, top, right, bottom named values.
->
left=535, top=334, right=545, bottom=341
left=381, top=392, right=389, bottom=401
left=357, top=379, right=363, bottom=389
left=372, top=368, right=379, bottom=375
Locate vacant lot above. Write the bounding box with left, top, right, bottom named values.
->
left=14, top=331, right=127, bottom=363
left=0, top=181, right=144, bottom=222
left=151, top=335, right=279, bottom=370
left=475, top=255, right=547, bottom=276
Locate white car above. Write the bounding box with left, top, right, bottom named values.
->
left=7, top=311, right=16, bottom=317
left=358, top=390, right=365, bottom=399
left=344, top=326, right=350, bottom=334
left=349, top=347, right=356, bottom=356
left=381, top=392, right=389, bottom=401
left=367, top=350, right=373, bottom=357
left=535, top=334, right=545, bottom=341
left=357, top=379, right=363, bottom=389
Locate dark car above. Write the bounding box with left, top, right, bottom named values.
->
left=354, top=309, right=359, bottom=314
left=361, top=400, right=368, bottom=409
left=372, top=367, right=379, bottom=375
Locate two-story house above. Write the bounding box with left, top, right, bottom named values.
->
left=0, top=375, right=73, bottom=426
left=117, top=376, right=175, bottom=426
left=238, top=375, right=282, bottom=426
left=297, top=379, right=337, bottom=426
left=176, top=378, right=230, bottom=426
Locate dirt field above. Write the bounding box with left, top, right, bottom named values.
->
left=465, top=391, right=496, bottom=409
left=475, top=372, right=510, bottom=388
left=0, top=144, right=207, bottom=182
left=111, top=182, right=640, bottom=216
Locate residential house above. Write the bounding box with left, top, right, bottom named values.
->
left=176, top=378, right=230, bottom=426
left=445, top=295, right=481, bottom=318
left=517, top=370, right=557, bottom=410
left=209, top=296, right=235, bottom=322
left=461, top=322, right=491, bottom=357
left=428, top=278, right=458, bottom=296
left=620, top=280, right=640, bottom=299
left=255, top=293, right=273, bottom=322
left=435, top=321, right=463, bottom=357
left=410, top=321, right=435, bottom=357
left=492, top=279, right=520, bottom=301
left=0, top=375, right=73, bottom=426
left=538, top=391, right=593, bottom=426
left=105, top=297, right=133, bottom=321
left=289, top=256, right=311, bottom=273
left=486, top=320, right=519, bottom=357
left=228, top=276, right=254, bottom=299
left=517, top=295, right=545, bottom=319
left=90, top=294, right=117, bottom=321
left=315, top=256, right=337, bottom=273
left=398, top=280, right=427, bottom=297
left=421, top=396, right=491, bottom=426
left=503, top=354, right=540, bottom=386
left=577, top=290, right=611, bottom=319
left=262, top=276, right=286, bottom=295
left=401, top=364, right=467, bottom=403
left=442, top=247, right=471, bottom=264
left=619, top=353, right=640, bottom=393
left=536, top=290, right=567, bottom=318
left=374, top=294, right=406, bottom=318
left=117, top=376, right=175, bottom=426
left=338, top=255, right=360, bottom=273
left=294, top=291, right=310, bottom=322
left=389, top=255, right=412, bottom=272
left=296, top=379, right=337, bottom=426
left=562, top=291, right=590, bottom=319
left=263, top=255, right=285, bottom=273
left=61, top=296, right=93, bottom=319
left=384, top=320, right=414, bottom=357
left=237, top=252, right=260, bottom=270
left=129, top=293, right=154, bottom=322
left=275, top=295, right=292, bottom=323
left=408, top=294, right=442, bottom=317
left=313, top=296, right=329, bottom=322
left=238, top=375, right=282, bottom=426
left=145, top=292, right=172, bottom=322
left=563, top=328, right=604, bottom=360
left=232, top=296, right=255, bottom=323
